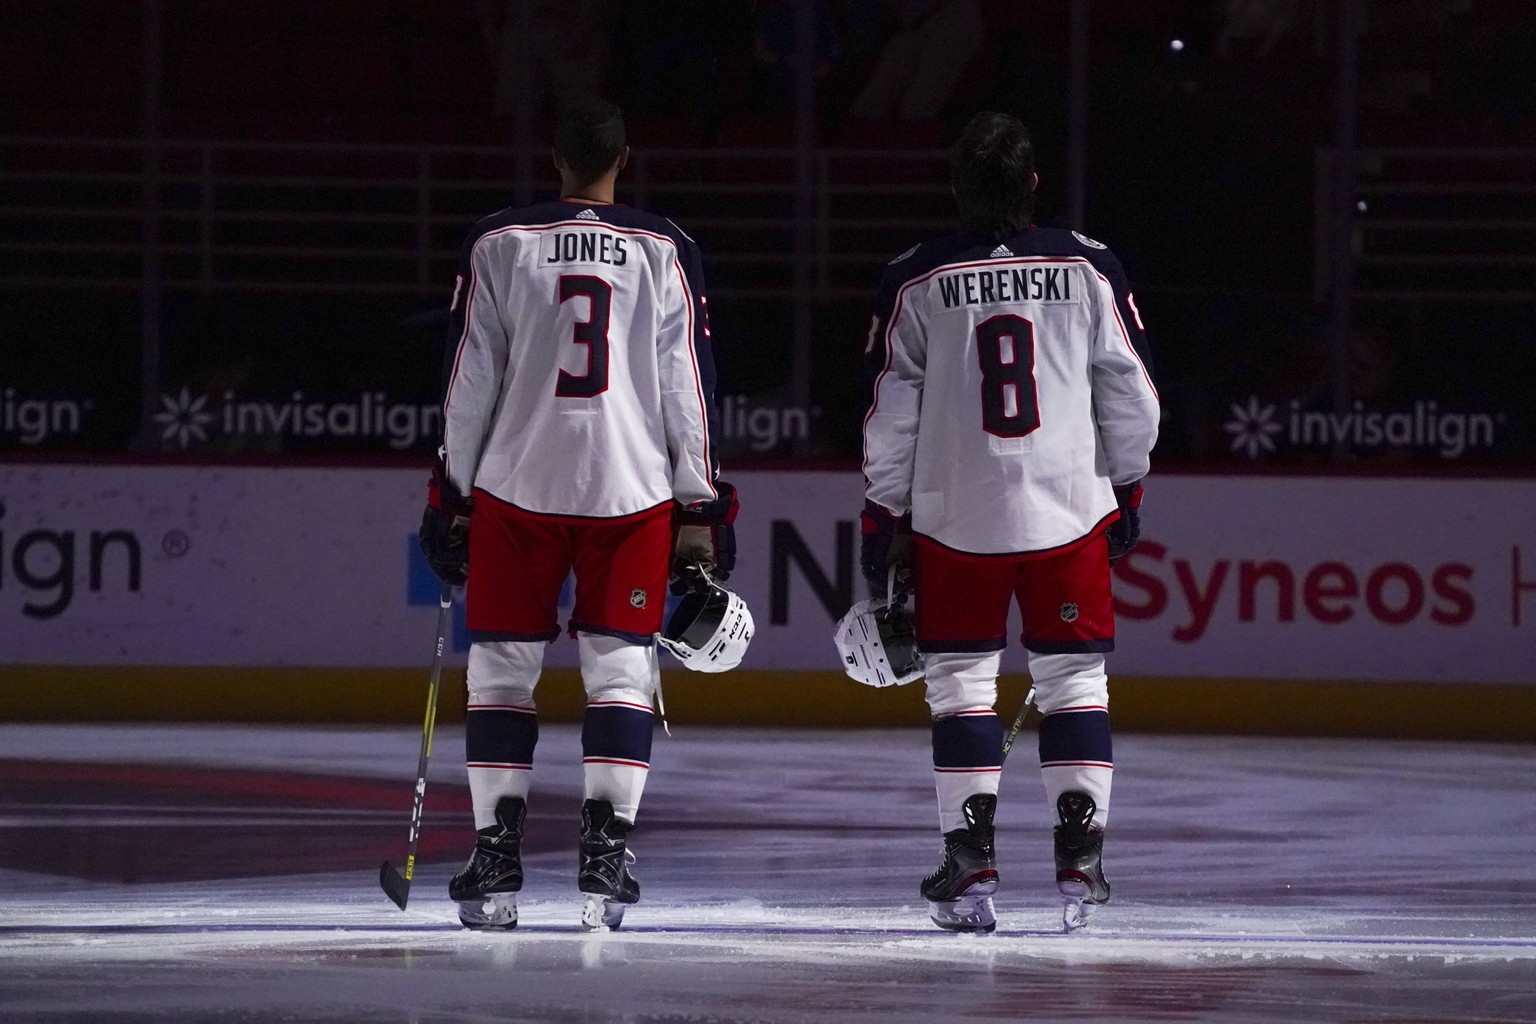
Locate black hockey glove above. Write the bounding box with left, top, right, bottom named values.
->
left=419, top=460, right=474, bottom=587
left=1106, top=480, right=1144, bottom=566
left=860, top=500, right=913, bottom=598
left=671, top=480, right=739, bottom=592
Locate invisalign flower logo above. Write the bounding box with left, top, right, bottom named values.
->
left=152, top=387, right=213, bottom=449
left=1224, top=396, right=1282, bottom=458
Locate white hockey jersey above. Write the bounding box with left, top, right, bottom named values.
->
left=441, top=200, right=719, bottom=517
left=862, top=227, right=1159, bottom=555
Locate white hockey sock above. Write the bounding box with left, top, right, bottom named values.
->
left=578, top=632, right=657, bottom=824
left=1042, top=766, right=1112, bottom=830
left=925, top=652, right=1003, bottom=833
left=1030, top=651, right=1113, bottom=830
left=465, top=640, right=544, bottom=830
left=934, top=760, right=1001, bottom=834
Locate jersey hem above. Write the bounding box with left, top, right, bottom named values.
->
left=917, top=638, right=1008, bottom=654
left=1024, top=638, right=1116, bottom=655
left=468, top=628, right=561, bottom=643
left=912, top=509, right=1119, bottom=560
left=569, top=621, right=657, bottom=646
left=473, top=489, right=672, bottom=524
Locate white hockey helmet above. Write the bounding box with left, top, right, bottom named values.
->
left=833, top=592, right=924, bottom=688
left=656, top=565, right=754, bottom=673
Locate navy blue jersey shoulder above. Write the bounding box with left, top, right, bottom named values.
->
left=874, top=232, right=973, bottom=308
left=878, top=226, right=1128, bottom=285
left=866, top=225, right=1154, bottom=385
left=873, top=227, right=1131, bottom=303
left=1021, top=226, right=1154, bottom=382
left=462, top=200, right=699, bottom=258
left=1017, top=226, right=1131, bottom=287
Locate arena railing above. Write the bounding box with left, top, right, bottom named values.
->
left=12, top=138, right=1534, bottom=306
left=1314, top=146, right=1536, bottom=305
left=0, top=136, right=952, bottom=300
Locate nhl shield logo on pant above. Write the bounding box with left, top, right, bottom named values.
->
left=630, top=588, right=648, bottom=609
left=1060, top=602, right=1079, bottom=623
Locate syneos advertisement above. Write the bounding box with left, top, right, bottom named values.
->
left=1, top=466, right=1531, bottom=684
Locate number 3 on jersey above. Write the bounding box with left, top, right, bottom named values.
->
left=976, top=314, right=1040, bottom=437
left=555, top=275, right=611, bottom=397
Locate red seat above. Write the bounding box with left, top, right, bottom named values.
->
left=17, top=106, right=135, bottom=140
left=711, top=118, right=797, bottom=183
left=291, top=38, right=396, bottom=104
left=627, top=116, right=700, bottom=150
left=0, top=33, right=53, bottom=98
left=401, top=0, right=480, bottom=31
left=349, top=111, right=461, bottom=146
left=293, top=0, right=394, bottom=28
left=7, top=111, right=138, bottom=171
left=986, top=0, right=1068, bottom=30
left=838, top=117, right=944, bottom=150
left=454, top=110, right=543, bottom=149
left=174, top=34, right=293, bottom=102
left=59, top=33, right=142, bottom=99
left=406, top=39, right=494, bottom=104
left=161, top=108, right=248, bottom=142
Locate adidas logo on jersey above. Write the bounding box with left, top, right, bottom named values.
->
left=990, top=244, right=1013, bottom=258
left=575, top=208, right=601, bottom=221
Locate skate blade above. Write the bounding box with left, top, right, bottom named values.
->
left=1062, top=898, right=1097, bottom=932
left=927, top=880, right=998, bottom=934
left=1058, top=879, right=1099, bottom=932
left=457, top=892, right=518, bottom=930
left=580, top=893, right=628, bottom=932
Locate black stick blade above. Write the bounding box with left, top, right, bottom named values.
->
left=379, top=860, right=410, bottom=910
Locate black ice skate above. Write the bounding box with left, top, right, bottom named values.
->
left=448, top=796, right=524, bottom=930
left=578, top=799, right=640, bottom=931
left=920, top=793, right=999, bottom=933
left=1054, top=790, right=1110, bottom=931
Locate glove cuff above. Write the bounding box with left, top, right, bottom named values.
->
left=1112, top=481, right=1144, bottom=510
left=675, top=480, right=739, bottom=526
left=428, top=460, right=471, bottom=513
left=861, top=500, right=911, bottom=536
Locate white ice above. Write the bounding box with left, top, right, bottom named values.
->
left=1, top=723, right=1534, bottom=1023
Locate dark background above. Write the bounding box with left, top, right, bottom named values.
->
left=1, top=0, right=1532, bottom=466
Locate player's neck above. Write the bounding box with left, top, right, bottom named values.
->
left=559, top=176, right=618, bottom=206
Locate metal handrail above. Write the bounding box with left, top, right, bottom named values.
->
left=1313, top=145, right=1536, bottom=304
left=0, top=135, right=951, bottom=299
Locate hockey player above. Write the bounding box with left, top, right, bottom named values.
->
left=419, top=99, right=739, bottom=932
left=859, top=112, right=1159, bottom=932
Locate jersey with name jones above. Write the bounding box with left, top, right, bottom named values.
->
left=441, top=202, right=719, bottom=519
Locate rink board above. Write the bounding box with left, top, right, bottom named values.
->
left=1, top=463, right=1533, bottom=734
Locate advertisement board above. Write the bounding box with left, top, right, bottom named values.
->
left=1, top=465, right=1533, bottom=685
left=0, top=381, right=828, bottom=461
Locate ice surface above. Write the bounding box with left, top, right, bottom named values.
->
left=1, top=724, right=1534, bottom=1023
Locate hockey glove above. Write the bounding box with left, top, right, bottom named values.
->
left=419, top=461, right=474, bottom=586
left=860, top=500, right=913, bottom=598
left=671, top=480, right=739, bottom=592
left=1106, top=480, right=1144, bottom=566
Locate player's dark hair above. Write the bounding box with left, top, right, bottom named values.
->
left=554, top=98, right=627, bottom=185
left=950, top=112, right=1036, bottom=239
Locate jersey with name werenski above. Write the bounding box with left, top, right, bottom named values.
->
left=441, top=201, right=719, bottom=517
left=863, top=227, right=1159, bottom=555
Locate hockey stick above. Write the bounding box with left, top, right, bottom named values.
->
left=380, top=583, right=454, bottom=910
left=999, top=685, right=1037, bottom=766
